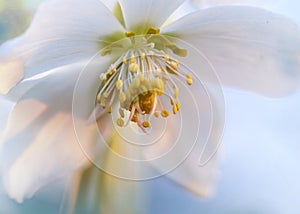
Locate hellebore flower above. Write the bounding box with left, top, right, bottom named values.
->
left=0, top=0, right=300, bottom=206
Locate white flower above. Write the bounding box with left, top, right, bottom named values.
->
left=0, top=0, right=300, bottom=205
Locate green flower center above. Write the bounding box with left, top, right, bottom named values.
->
left=97, top=28, right=192, bottom=133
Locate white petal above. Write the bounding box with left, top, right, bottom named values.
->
left=142, top=77, right=224, bottom=196
left=100, top=0, right=118, bottom=11
left=0, top=0, right=124, bottom=95
left=193, top=0, right=281, bottom=9
left=0, top=99, right=13, bottom=139
left=119, top=0, right=186, bottom=31
left=164, top=0, right=200, bottom=26
left=163, top=6, right=300, bottom=96
left=0, top=61, right=110, bottom=203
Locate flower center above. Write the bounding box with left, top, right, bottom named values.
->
left=96, top=28, right=193, bottom=133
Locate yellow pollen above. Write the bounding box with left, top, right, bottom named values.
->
left=173, top=105, right=178, bottom=115
left=186, top=78, right=193, bottom=86
left=176, top=102, right=181, bottom=110
left=100, top=73, right=107, bottom=81
left=154, top=112, right=160, bottom=118
left=125, top=31, right=135, bottom=37
left=119, top=108, right=125, bottom=118
left=171, top=61, right=178, bottom=70
left=170, top=98, right=174, bottom=106
left=161, top=110, right=170, bottom=118
left=108, top=106, right=112, bottom=114
left=117, top=118, right=125, bottom=127
left=141, top=53, right=146, bottom=60
left=103, top=92, right=109, bottom=99
left=129, top=63, right=138, bottom=73
left=119, top=92, right=126, bottom=103
left=97, top=93, right=101, bottom=104
left=165, top=55, right=170, bottom=62
left=116, top=80, right=123, bottom=90
left=123, top=56, right=127, bottom=64
left=143, top=121, right=151, bottom=128
left=186, top=74, right=193, bottom=79
left=130, top=55, right=135, bottom=64
left=186, top=74, right=193, bottom=85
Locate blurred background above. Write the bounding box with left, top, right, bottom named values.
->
left=0, top=0, right=300, bottom=213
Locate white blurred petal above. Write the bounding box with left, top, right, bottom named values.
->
left=119, top=0, right=186, bottom=31
left=163, top=6, right=300, bottom=96
left=0, top=0, right=124, bottom=95
left=193, top=0, right=281, bottom=9
left=100, top=0, right=118, bottom=11
left=0, top=61, right=111, bottom=203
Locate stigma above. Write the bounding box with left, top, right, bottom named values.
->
left=96, top=33, right=192, bottom=133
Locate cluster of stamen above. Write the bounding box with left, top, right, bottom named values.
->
left=96, top=33, right=193, bottom=133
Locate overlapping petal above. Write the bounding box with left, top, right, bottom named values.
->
left=119, top=0, right=187, bottom=31
left=0, top=60, right=113, bottom=203
left=0, top=0, right=124, bottom=95
left=163, top=6, right=300, bottom=96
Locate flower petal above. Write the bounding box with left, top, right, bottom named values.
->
left=0, top=61, right=111, bottom=203
left=193, top=0, right=281, bottom=9
left=118, top=0, right=186, bottom=31
left=100, top=0, right=118, bottom=11
left=163, top=6, right=300, bottom=96
left=0, top=0, right=124, bottom=95
left=142, top=78, right=224, bottom=196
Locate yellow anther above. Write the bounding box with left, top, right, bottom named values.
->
left=176, top=102, right=181, bottom=110
left=143, top=121, right=151, bottom=128
left=103, top=92, right=109, bottom=99
left=170, top=61, right=178, bottom=70
left=173, top=105, right=178, bottom=115
left=123, top=56, right=127, bottom=64
left=186, top=78, right=193, bottom=86
left=154, top=112, right=160, bottom=118
left=100, top=73, right=107, bottom=81
left=129, top=63, right=139, bottom=73
left=165, top=55, right=170, bottom=62
left=186, top=74, right=193, bottom=79
left=125, top=31, right=135, bottom=37
left=146, top=26, right=160, bottom=35
left=161, top=110, right=170, bottom=118
left=110, top=65, right=117, bottom=73
left=97, top=93, right=101, bottom=104
left=108, top=106, right=112, bottom=114
left=119, top=92, right=126, bottom=103
left=170, top=98, right=174, bottom=106
left=130, top=55, right=135, bottom=64
left=141, top=53, right=146, bottom=60
left=117, top=118, right=125, bottom=127
left=116, top=80, right=123, bottom=90
left=174, top=87, right=179, bottom=99
left=186, top=74, right=193, bottom=85
left=119, top=108, right=125, bottom=118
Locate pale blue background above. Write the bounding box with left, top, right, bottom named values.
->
left=0, top=1, right=300, bottom=213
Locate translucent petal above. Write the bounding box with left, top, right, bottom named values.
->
left=100, top=0, right=118, bottom=11
left=119, top=0, right=186, bottom=31
left=162, top=6, right=300, bottom=97
left=0, top=62, right=111, bottom=203
left=193, top=0, right=281, bottom=9
left=0, top=0, right=124, bottom=95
